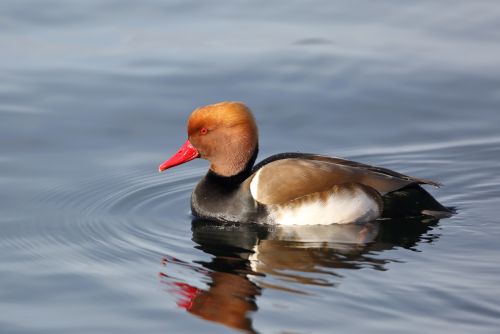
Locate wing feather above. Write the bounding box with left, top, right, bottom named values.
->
left=248, top=154, right=439, bottom=205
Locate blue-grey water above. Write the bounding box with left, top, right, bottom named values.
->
left=2, top=1, right=500, bottom=333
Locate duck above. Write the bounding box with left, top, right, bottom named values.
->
left=158, top=101, right=451, bottom=225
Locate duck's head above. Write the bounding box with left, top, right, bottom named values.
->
left=159, top=101, right=258, bottom=177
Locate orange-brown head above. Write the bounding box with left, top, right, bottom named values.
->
left=159, top=101, right=258, bottom=177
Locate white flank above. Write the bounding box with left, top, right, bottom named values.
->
left=249, top=169, right=262, bottom=200
left=271, top=188, right=380, bottom=225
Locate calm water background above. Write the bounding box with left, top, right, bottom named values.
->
left=2, top=1, right=500, bottom=333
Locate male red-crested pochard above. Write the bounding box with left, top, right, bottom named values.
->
left=159, top=101, right=450, bottom=225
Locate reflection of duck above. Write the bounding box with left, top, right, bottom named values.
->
left=161, top=222, right=263, bottom=333
left=162, top=271, right=259, bottom=333
left=160, top=217, right=441, bottom=333
left=158, top=101, right=451, bottom=225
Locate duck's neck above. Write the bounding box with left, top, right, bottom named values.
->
left=207, top=144, right=259, bottom=187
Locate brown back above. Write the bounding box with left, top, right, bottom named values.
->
left=247, top=156, right=439, bottom=205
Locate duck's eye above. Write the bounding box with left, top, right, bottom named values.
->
left=200, top=127, right=208, bottom=135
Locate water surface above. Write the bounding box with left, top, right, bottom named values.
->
left=1, top=1, right=500, bottom=333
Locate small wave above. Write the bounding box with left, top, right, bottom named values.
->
left=12, top=166, right=206, bottom=267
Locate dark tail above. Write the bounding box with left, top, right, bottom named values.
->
left=382, top=184, right=453, bottom=219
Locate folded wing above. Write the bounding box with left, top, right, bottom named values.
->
left=248, top=154, right=440, bottom=205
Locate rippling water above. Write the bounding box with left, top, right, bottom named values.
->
left=2, top=1, right=500, bottom=333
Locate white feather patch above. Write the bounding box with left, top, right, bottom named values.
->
left=249, top=169, right=262, bottom=200
left=270, top=188, right=380, bottom=225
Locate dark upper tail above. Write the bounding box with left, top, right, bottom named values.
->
left=382, top=184, right=453, bottom=219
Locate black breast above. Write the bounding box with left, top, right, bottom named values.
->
left=191, top=171, right=267, bottom=223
